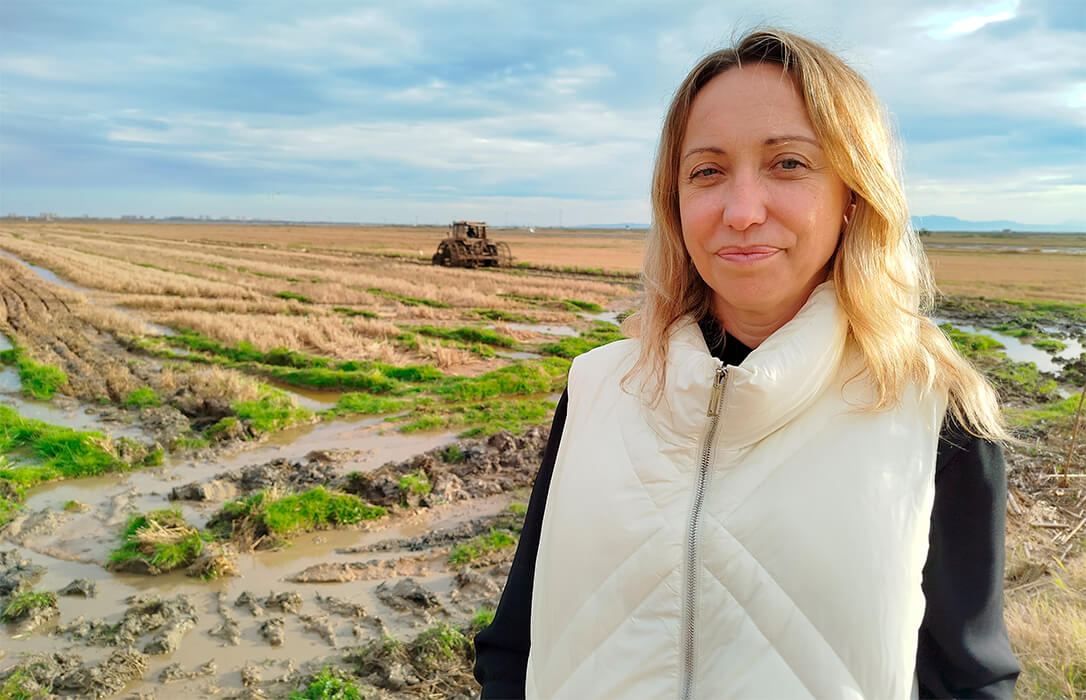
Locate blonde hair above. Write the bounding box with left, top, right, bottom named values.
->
left=624, top=27, right=1007, bottom=440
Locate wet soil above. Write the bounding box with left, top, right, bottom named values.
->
left=1, top=421, right=544, bottom=698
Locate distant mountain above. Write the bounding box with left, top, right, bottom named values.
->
left=911, top=215, right=1085, bottom=233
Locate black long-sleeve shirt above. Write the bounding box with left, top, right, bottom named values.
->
left=475, top=324, right=1020, bottom=699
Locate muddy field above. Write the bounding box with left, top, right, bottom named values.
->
left=0, top=221, right=1084, bottom=698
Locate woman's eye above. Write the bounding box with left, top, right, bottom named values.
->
left=777, top=158, right=806, bottom=171
left=691, top=166, right=720, bottom=179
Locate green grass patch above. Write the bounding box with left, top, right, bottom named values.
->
left=431, top=358, right=569, bottom=404
left=0, top=405, right=124, bottom=481
left=2, top=590, right=57, bottom=621
left=169, top=433, right=211, bottom=451
left=540, top=321, right=625, bottom=359
left=263, top=487, right=386, bottom=534
left=448, top=528, right=518, bottom=566
left=321, top=392, right=409, bottom=418
left=276, top=291, right=313, bottom=304
left=412, top=325, right=516, bottom=348
left=939, top=296, right=1086, bottom=329
left=441, top=444, right=464, bottom=463
left=367, top=287, right=451, bottom=308
left=473, top=308, right=537, bottom=323
left=988, top=361, right=1058, bottom=399
left=266, top=366, right=404, bottom=393
left=333, top=306, right=378, bottom=319
left=62, top=499, right=84, bottom=512
left=1008, top=395, right=1082, bottom=426
left=167, top=329, right=442, bottom=394
left=938, top=324, right=1060, bottom=399
left=400, top=397, right=556, bottom=437
left=397, top=470, right=432, bottom=502
left=288, top=666, right=364, bottom=700
left=0, top=666, right=45, bottom=698
left=939, top=324, right=1004, bottom=359
left=123, top=387, right=162, bottom=409
left=470, top=607, right=496, bottom=631
left=563, top=299, right=604, bottom=312
left=412, top=621, right=470, bottom=664
left=212, top=486, right=387, bottom=544
left=1032, top=338, right=1068, bottom=352
left=990, top=323, right=1033, bottom=338
left=0, top=346, right=68, bottom=400
left=233, top=389, right=313, bottom=433
left=108, top=509, right=204, bottom=573
left=0, top=496, right=21, bottom=527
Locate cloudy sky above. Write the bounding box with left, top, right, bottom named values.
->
left=1, top=0, right=1083, bottom=227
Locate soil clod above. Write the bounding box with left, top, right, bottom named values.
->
left=263, top=590, right=303, bottom=614
left=54, top=646, right=149, bottom=699
left=260, top=616, right=286, bottom=647
left=58, top=577, right=99, bottom=597
left=235, top=590, right=265, bottom=616
left=376, top=577, right=441, bottom=612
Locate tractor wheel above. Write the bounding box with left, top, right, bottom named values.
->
left=447, top=241, right=464, bottom=267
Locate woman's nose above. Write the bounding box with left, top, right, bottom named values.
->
left=721, top=173, right=767, bottom=232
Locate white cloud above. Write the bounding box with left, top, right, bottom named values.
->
left=917, top=0, right=1020, bottom=39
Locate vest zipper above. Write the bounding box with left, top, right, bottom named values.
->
left=679, top=363, right=728, bottom=700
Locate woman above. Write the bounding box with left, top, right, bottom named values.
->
left=475, top=28, right=1019, bottom=699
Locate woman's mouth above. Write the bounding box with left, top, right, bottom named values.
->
left=715, top=246, right=782, bottom=265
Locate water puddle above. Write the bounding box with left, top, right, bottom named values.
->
left=579, top=310, right=624, bottom=326
left=22, top=419, right=455, bottom=522
left=264, top=380, right=342, bottom=411
left=0, top=249, right=93, bottom=293
left=0, top=394, right=150, bottom=443
left=2, top=491, right=510, bottom=695
left=143, top=322, right=176, bottom=337
left=0, top=368, right=19, bottom=393
left=1, top=250, right=176, bottom=338
left=936, top=318, right=1082, bottom=374
left=496, top=350, right=544, bottom=360
left=0, top=333, right=18, bottom=392
left=499, top=322, right=578, bottom=337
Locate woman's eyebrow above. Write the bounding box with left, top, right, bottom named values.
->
left=682, top=136, right=821, bottom=162
left=681, top=146, right=726, bottom=161
left=764, top=135, right=820, bottom=147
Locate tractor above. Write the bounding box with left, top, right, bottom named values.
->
left=431, top=221, right=513, bottom=268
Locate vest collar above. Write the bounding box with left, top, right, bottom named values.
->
left=641, top=283, right=848, bottom=448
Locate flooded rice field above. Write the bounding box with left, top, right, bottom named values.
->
left=0, top=226, right=640, bottom=698
left=1, top=221, right=1083, bottom=698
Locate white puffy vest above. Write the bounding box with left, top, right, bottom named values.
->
left=526, top=284, right=947, bottom=699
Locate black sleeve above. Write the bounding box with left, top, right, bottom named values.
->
left=916, top=420, right=1020, bottom=699
left=473, top=390, right=567, bottom=700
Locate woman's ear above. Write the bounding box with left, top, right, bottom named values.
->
left=842, top=193, right=857, bottom=229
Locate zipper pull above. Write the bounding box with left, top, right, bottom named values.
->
left=706, top=365, right=727, bottom=417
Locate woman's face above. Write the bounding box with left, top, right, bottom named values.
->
left=678, top=63, right=850, bottom=328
